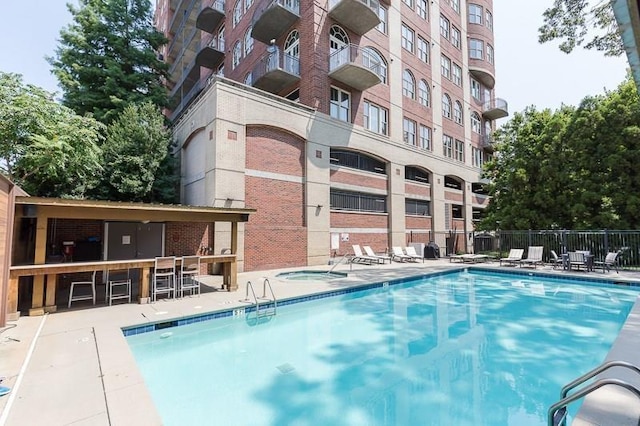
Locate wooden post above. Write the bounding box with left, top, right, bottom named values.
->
left=7, top=276, right=19, bottom=320
left=29, top=213, right=48, bottom=316
left=139, top=266, right=150, bottom=303
left=44, top=273, right=57, bottom=313
left=228, top=222, right=239, bottom=291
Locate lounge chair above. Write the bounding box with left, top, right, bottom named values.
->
left=404, top=246, right=424, bottom=262
left=450, top=253, right=490, bottom=263
left=392, top=246, right=414, bottom=262
left=520, top=246, right=544, bottom=269
left=593, top=251, right=620, bottom=274
left=550, top=250, right=563, bottom=269
left=363, top=246, right=392, bottom=264
left=499, top=249, right=524, bottom=266
left=351, top=245, right=379, bottom=265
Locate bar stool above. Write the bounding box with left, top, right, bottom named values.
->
left=152, top=256, right=176, bottom=302
left=106, top=269, right=132, bottom=306
left=68, top=271, right=98, bottom=308
left=179, top=256, right=201, bottom=297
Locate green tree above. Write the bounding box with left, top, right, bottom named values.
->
left=0, top=72, right=104, bottom=197
left=98, top=101, right=176, bottom=202
left=538, top=0, right=623, bottom=56
left=49, top=0, right=168, bottom=124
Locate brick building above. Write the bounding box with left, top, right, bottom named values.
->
left=154, top=0, right=508, bottom=271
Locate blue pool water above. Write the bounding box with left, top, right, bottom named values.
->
left=126, top=271, right=639, bottom=425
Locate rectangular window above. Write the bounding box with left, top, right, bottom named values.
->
left=403, top=118, right=417, bottom=146
left=330, top=87, right=350, bottom=122
left=443, top=134, right=453, bottom=158
left=417, top=36, right=430, bottom=63
left=450, top=0, right=460, bottom=13
left=364, top=101, right=388, bottom=135
left=486, top=10, right=493, bottom=31
left=401, top=24, right=415, bottom=53
left=452, top=63, right=462, bottom=86
left=419, top=125, right=431, bottom=150
left=487, top=44, right=494, bottom=64
left=471, top=78, right=481, bottom=100
left=403, top=0, right=413, bottom=8
left=440, top=55, right=451, bottom=79
left=377, top=6, right=388, bottom=34
left=472, top=147, right=484, bottom=167
left=469, top=38, right=484, bottom=59
left=469, top=4, right=482, bottom=24
left=454, top=139, right=464, bottom=162
left=330, top=189, right=387, bottom=213
left=406, top=199, right=430, bottom=216
left=452, top=204, right=464, bottom=219
left=440, top=15, right=450, bottom=39
left=417, top=0, right=428, bottom=20
left=451, top=26, right=461, bottom=49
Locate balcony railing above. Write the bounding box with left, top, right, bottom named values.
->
left=252, top=47, right=301, bottom=94
left=329, top=44, right=383, bottom=91
left=480, top=134, right=494, bottom=151
left=196, top=0, right=226, bottom=33
left=251, top=0, right=300, bottom=45
left=482, top=98, right=509, bottom=120
left=195, top=36, right=225, bottom=69
left=328, top=0, right=380, bottom=35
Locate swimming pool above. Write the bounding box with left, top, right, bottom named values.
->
left=126, top=270, right=639, bottom=425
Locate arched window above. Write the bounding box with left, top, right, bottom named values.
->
left=244, top=28, right=253, bottom=56
left=454, top=101, right=463, bottom=124
left=363, top=47, right=387, bottom=84
left=284, top=30, right=300, bottom=75
left=232, top=40, right=242, bottom=68
left=403, top=70, right=415, bottom=99
left=471, top=112, right=482, bottom=133
left=418, top=79, right=430, bottom=107
left=233, top=0, right=243, bottom=27
left=442, top=94, right=452, bottom=118
left=329, top=26, right=349, bottom=69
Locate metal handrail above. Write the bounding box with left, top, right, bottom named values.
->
left=243, top=280, right=260, bottom=316
left=547, top=378, right=640, bottom=426
left=260, top=278, right=277, bottom=315
left=327, top=254, right=349, bottom=274
left=548, top=361, right=640, bottom=425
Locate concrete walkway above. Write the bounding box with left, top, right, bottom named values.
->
left=0, top=259, right=639, bottom=425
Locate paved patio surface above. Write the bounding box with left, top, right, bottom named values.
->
left=1, top=258, right=639, bottom=425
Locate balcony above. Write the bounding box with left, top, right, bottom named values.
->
left=328, top=0, right=380, bottom=35
left=252, top=47, right=301, bottom=93
left=469, top=66, right=495, bottom=90
left=195, top=37, right=225, bottom=69
left=482, top=98, right=509, bottom=120
left=328, top=44, right=383, bottom=91
left=251, top=0, right=300, bottom=45
left=480, top=134, right=494, bottom=152
left=196, top=0, right=225, bottom=33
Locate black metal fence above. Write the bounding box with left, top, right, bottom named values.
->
left=472, top=230, right=640, bottom=270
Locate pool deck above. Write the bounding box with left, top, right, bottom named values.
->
left=1, top=258, right=640, bottom=425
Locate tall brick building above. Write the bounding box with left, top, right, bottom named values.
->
left=154, top=0, right=508, bottom=271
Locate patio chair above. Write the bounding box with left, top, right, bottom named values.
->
left=391, top=246, right=413, bottom=262
left=179, top=256, right=201, bottom=297
left=593, top=251, right=620, bottom=274
left=152, top=256, right=177, bottom=301
left=68, top=270, right=98, bottom=308
left=499, top=249, right=524, bottom=266
left=567, top=251, right=588, bottom=271
left=363, top=246, right=391, bottom=264
left=550, top=250, right=563, bottom=269
left=351, top=245, right=378, bottom=265
left=404, top=246, right=424, bottom=262
left=106, top=269, right=132, bottom=306
left=520, top=246, right=544, bottom=269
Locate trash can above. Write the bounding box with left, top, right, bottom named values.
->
left=425, top=241, right=440, bottom=259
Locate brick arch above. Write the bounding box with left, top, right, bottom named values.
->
left=244, top=125, right=307, bottom=271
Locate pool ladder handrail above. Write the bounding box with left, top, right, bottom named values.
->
left=327, top=254, right=349, bottom=274
left=258, top=278, right=277, bottom=317
left=243, top=280, right=260, bottom=316
left=547, top=360, right=640, bottom=426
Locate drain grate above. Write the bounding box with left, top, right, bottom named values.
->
left=276, top=363, right=295, bottom=374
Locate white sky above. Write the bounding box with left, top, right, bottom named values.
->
left=0, top=0, right=631, bottom=117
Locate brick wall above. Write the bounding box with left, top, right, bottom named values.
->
left=165, top=222, right=211, bottom=256
left=245, top=126, right=307, bottom=270
left=330, top=169, right=388, bottom=190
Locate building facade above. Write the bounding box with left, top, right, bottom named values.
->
left=154, top=0, right=508, bottom=271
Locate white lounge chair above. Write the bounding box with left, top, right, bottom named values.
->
left=363, top=246, right=391, bottom=264
left=520, top=246, right=544, bottom=269
left=392, top=246, right=414, bottom=262
left=404, top=246, right=423, bottom=262
left=550, top=250, right=563, bottom=269
left=351, top=245, right=379, bottom=265
left=499, top=249, right=524, bottom=266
